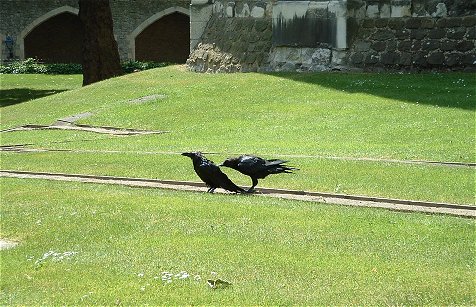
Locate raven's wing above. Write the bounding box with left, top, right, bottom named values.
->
left=236, top=155, right=266, bottom=175
left=197, top=162, right=245, bottom=193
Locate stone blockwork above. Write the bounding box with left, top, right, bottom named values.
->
left=0, top=0, right=190, bottom=62
left=346, top=16, right=476, bottom=70
left=187, top=1, right=273, bottom=72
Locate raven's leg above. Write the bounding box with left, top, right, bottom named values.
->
left=247, top=178, right=259, bottom=193
left=208, top=187, right=216, bottom=193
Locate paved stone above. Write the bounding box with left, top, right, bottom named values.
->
left=2, top=171, right=474, bottom=218
left=0, top=239, right=18, bottom=250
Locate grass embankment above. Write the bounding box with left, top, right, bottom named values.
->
left=1, top=67, right=474, bottom=204
left=1, top=178, right=474, bottom=305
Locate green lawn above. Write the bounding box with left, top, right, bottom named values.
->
left=1, top=67, right=475, bottom=204
left=1, top=178, right=474, bottom=305
left=1, top=69, right=475, bottom=305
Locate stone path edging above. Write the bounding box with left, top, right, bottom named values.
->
left=1, top=170, right=474, bottom=218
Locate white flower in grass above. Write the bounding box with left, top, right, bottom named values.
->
left=194, top=275, right=202, bottom=281
left=138, top=272, right=144, bottom=278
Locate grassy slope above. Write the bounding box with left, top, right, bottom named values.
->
left=1, top=67, right=475, bottom=204
left=1, top=178, right=474, bottom=305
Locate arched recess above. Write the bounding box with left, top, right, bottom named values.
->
left=128, top=6, right=190, bottom=63
left=20, top=6, right=82, bottom=63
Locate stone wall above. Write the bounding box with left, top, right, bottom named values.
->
left=344, top=0, right=476, bottom=70
left=187, top=0, right=273, bottom=72
left=346, top=16, right=476, bottom=70
left=0, top=0, right=190, bottom=62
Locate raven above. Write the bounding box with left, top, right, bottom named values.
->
left=220, top=155, right=298, bottom=192
left=182, top=152, right=246, bottom=194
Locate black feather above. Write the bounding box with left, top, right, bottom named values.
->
left=220, top=155, right=298, bottom=192
left=182, top=152, right=246, bottom=194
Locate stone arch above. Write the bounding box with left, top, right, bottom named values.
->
left=128, top=6, right=190, bottom=62
left=19, top=6, right=80, bottom=62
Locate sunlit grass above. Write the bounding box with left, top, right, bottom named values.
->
left=1, top=178, right=474, bottom=305
left=1, top=67, right=474, bottom=204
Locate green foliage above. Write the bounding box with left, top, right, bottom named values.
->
left=0, top=58, right=47, bottom=74
left=121, top=60, right=168, bottom=73
left=0, top=58, right=167, bottom=75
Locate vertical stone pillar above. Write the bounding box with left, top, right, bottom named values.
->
left=190, top=0, right=214, bottom=52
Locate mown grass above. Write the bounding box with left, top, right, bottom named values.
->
left=1, top=178, right=474, bottom=305
left=1, top=67, right=474, bottom=204
left=1, top=149, right=474, bottom=204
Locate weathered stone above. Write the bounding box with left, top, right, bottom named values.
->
left=420, top=17, right=435, bottom=29
left=467, top=27, right=476, bottom=39
left=411, top=40, right=422, bottom=51
left=445, top=17, right=462, bottom=28
left=399, top=52, right=412, bottom=65
left=411, top=29, right=428, bottom=40
left=422, top=39, right=440, bottom=50
left=362, top=19, right=375, bottom=28
left=431, top=3, right=447, bottom=17
left=391, top=3, right=411, bottom=17
left=374, top=29, right=394, bottom=40
left=446, top=53, right=462, bottom=66
left=447, top=27, right=466, bottom=39
left=380, top=4, right=391, bottom=17
left=350, top=52, right=364, bottom=64
left=366, top=4, right=380, bottom=18
left=462, top=54, right=476, bottom=65
left=254, top=19, right=269, bottom=32
left=388, top=18, right=405, bottom=30
left=428, top=28, right=446, bottom=39
left=435, top=18, right=446, bottom=28
left=412, top=52, right=427, bottom=66
left=354, top=40, right=371, bottom=52
left=456, top=40, right=474, bottom=51
left=427, top=52, right=445, bottom=65
left=405, top=17, right=421, bottom=29
left=375, top=18, right=389, bottom=28
left=371, top=41, right=387, bottom=51
left=381, top=51, right=400, bottom=65
left=387, top=40, right=398, bottom=50
left=462, top=16, right=476, bottom=27
left=364, top=53, right=380, bottom=64
left=398, top=40, right=412, bottom=51
left=395, top=29, right=410, bottom=39
left=440, top=39, right=457, bottom=51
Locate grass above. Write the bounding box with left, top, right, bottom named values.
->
left=1, top=67, right=475, bottom=204
left=1, top=178, right=474, bottom=305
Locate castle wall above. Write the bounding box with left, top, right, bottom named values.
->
left=0, top=0, right=191, bottom=63
left=187, top=0, right=476, bottom=72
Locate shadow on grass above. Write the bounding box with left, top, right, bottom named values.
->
left=0, top=88, right=67, bottom=107
left=266, top=72, right=476, bottom=111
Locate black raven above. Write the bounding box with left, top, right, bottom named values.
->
left=182, top=152, right=246, bottom=194
left=220, top=155, right=298, bottom=192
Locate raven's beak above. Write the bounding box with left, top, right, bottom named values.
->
left=218, top=163, right=224, bottom=166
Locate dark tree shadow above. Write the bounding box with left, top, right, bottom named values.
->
left=0, top=88, right=67, bottom=107
left=264, top=72, right=475, bottom=111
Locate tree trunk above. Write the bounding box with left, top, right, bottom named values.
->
left=79, top=0, right=122, bottom=86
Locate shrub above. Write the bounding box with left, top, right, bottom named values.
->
left=0, top=58, right=169, bottom=75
